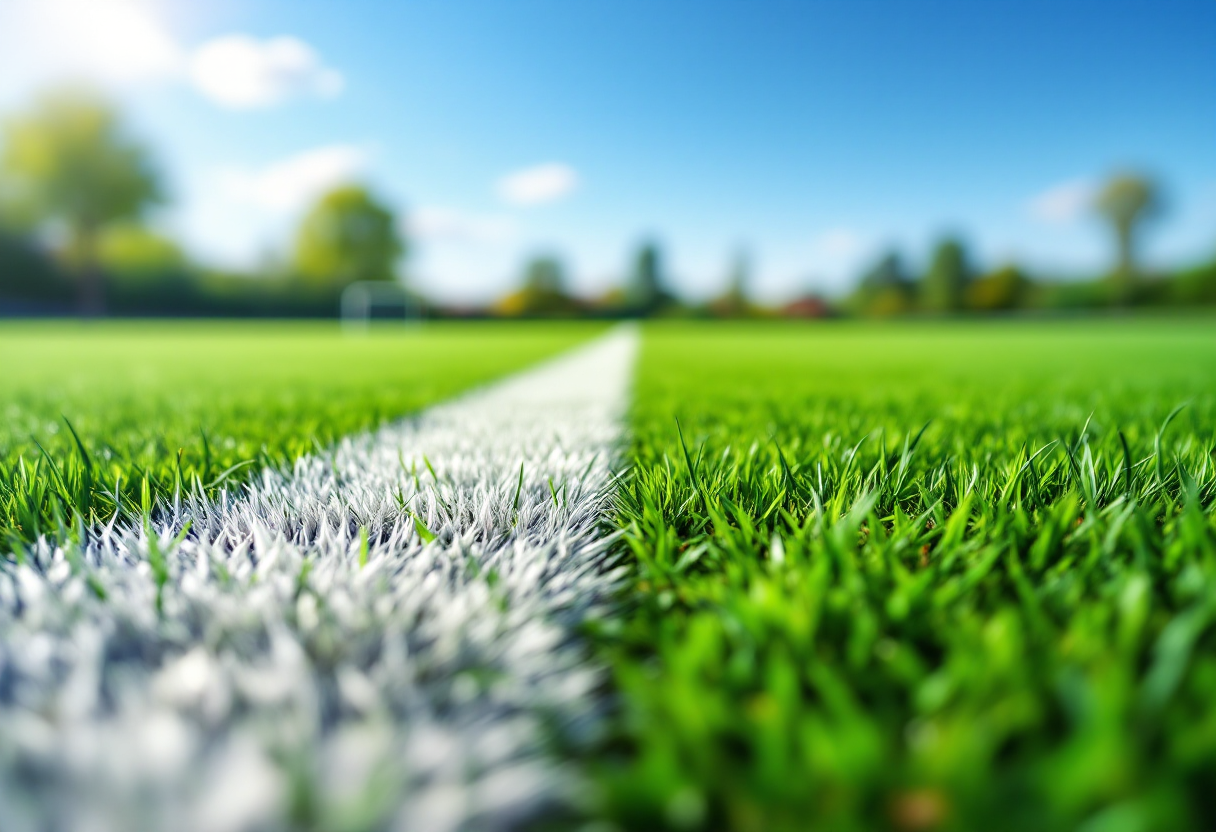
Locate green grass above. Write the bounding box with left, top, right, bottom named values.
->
left=7, top=317, right=1216, bottom=830
left=0, top=320, right=604, bottom=547
left=594, top=320, right=1216, bottom=832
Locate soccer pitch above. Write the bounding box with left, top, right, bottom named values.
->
left=0, top=321, right=606, bottom=545
left=2, top=318, right=1215, bottom=831
left=599, top=320, right=1216, bottom=831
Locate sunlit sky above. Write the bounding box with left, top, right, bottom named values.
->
left=0, top=0, right=1212, bottom=302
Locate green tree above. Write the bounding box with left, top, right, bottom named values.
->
left=1093, top=173, right=1161, bottom=280
left=626, top=240, right=670, bottom=315
left=0, top=87, right=163, bottom=315
left=859, top=250, right=910, bottom=292
left=294, top=185, right=404, bottom=290
left=495, top=253, right=573, bottom=315
left=919, top=237, right=972, bottom=313
left=98, top=223, right=184, bottom=277
left=523, top=255, right=565, bottom=296
left=851, top=250, right=913, bottom=316
left=965, top=263, right=1030, bottom=312
left=712, top=249, right=751, bottom=317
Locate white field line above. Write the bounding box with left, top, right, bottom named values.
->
left=0, top=326, right=638, bottom=832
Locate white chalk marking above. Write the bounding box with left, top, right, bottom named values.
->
left=0, top=326, right=637, bottom=832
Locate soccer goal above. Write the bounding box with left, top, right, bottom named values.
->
left=340, top=281, right=422, bottom=329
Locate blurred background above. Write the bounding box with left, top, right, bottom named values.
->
left=0, top=0, right=1212, bottom=320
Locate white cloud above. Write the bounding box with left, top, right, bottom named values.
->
left=1028, top=179, right=1095, bottom=225
left=409, top=207, right=517, bottom=245
left=0, top=2, right=344, bottom=111
left=189, top=34, right=344, bottom=110
left=218, top=145, right=370, bottom=214
left=496, top=163, right=579, bottom=206
left=0, top=0, right=183, bottom=95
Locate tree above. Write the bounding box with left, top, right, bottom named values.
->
left=523, top=255, right=565, bottom=296
left=98, top=224, right=184, bottom=277
left=965, top=264, right=1030, bottom=312
left=625, top=240, right=670, bottom=315
left=494, top=253, right=574, bottom=316
left=0, top=87, right=163, bottom=315
left=1093, top=173, right=1161, bottom=280
left=294, top=185, right=404, bottom=290
left=859, top=250, right=911, bottom=292
left=712, top=249, right=751, bottom=317
left=919, top=237, right=972, bottom=313
left=851, top=250, right=913, bottom=316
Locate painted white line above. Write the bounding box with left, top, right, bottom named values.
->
left=0, top=326, right=637, bottom=832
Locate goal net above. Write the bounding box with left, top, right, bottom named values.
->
left=340, top=281, right=421, bottom=329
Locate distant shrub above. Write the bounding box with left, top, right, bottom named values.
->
left=1169, top=259, right=1216, bottom=305
left=965, top=264, right=1029, bottom=311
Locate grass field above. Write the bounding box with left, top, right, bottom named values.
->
left=595, top=320, right=1216, bottom=832
left=0, top=321, right=604, bottom=546
left=3, top=318, right=1215, bottom=831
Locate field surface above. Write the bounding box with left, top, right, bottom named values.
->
left=0, top=326, right=634, bottom=831
left=0, top=321, right=605, bottom=545
left=597, top=320, right=1216, bottom=832
left=2, top=318, right=1216, bottom=832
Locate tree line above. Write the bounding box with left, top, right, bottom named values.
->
left=2, top=87, right=1214, bottom=319
left=839, top=174, right=1214, bottom=318
left=504, top=173, right=1216, bottom=319
left=0, top=88, right=406, bottom=317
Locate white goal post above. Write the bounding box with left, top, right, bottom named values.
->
left=340, top=281, right=421, bottom=329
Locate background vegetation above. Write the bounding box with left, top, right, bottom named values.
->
left=2, top=88, right=1213, bottom=320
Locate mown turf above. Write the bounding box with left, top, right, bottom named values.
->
left=595, top=320, right=1216, bottom=832
left=0, top=320, right=605, bottom=548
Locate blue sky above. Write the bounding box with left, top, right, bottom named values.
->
left=1, top=0, right=1212, bottom=302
